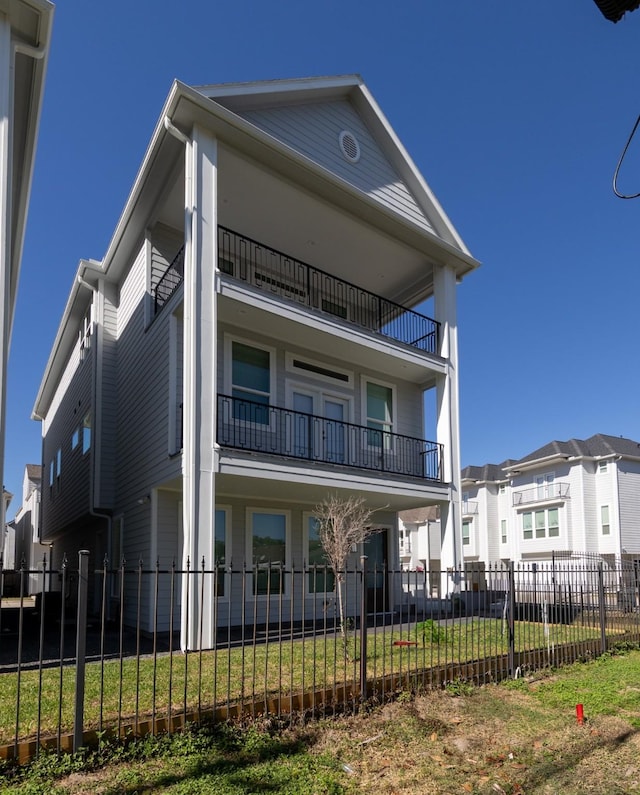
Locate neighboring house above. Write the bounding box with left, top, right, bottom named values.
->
left=2, top=487, right=13, bottom=566
left=32, top=75, right=480, bottom=648
left=461, top=434, right=640, bottom=569
left=0, top=0, right=53, bottom=527
left=13, top=463, right=48, bottom=591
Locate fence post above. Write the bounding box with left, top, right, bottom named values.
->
left=359, top=555, right=368, bottom=704
left=508, top=560, right=515, bottom=676
left=74, top=550, right=90, bottom=753
left=597, top=562, right=607, bottom=655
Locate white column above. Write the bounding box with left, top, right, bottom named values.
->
left=434, top=264, right=463, bottom=587
left=181, top=125, right=218, bottom=650
left=0, top=17, right=12, bottom=535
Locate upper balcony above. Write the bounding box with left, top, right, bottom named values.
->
left=462, top=500, right=479, bottom=515
left=217, top=394, right=443, bottom=482
left=512, top=482, right=570, bottom=506
left=153, top=227, right=441, bottom=356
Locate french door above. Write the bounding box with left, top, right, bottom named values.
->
left=291, top=390, right=349, bottom=464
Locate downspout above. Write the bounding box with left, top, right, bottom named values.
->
left=76, top=272, right=112, bottom=562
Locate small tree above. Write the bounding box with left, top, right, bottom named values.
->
left=313, top=494, right=382, bottom=646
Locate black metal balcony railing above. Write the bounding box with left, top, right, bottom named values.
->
left=512, top=482, right=570, bottom=506
left=152, top=227, right=441, bottom=355
left=154, top=245, right=184, bottom=314
left=217, top=394, right=443, bottom=481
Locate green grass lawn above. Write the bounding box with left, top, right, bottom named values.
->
left=0, top=616, right=620, bottom=746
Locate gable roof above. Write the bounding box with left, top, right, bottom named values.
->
left=461, top=461, right=516, bottom=483
left=33, top=74, right=480, bottom=420
left=592, top=0, right=640, bottom=21
left=510, top=433, right=640, bottom=470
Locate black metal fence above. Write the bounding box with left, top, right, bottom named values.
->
left=0, top=554, right=638, bottom=764
left=217, top=394, right=443, bottom=481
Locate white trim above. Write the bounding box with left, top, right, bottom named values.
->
left=285, top=352, right=353, bottom=388
left=224, top=332, right=277, bottom=401
left=285, top=379, right=354, bottom=423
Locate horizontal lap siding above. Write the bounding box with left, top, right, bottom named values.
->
left=241, top=100, right=433, bottom=233
left=115, top=248, right=181, bottom=564
left=150, top=223, right=183, bottom=292
left=618, top=461, right=640, bottom=552
left=97, top=284, right=118, bottom=507
left=41, top=344, right=93, bottom=539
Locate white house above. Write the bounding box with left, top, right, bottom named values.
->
left=460, top=434, right=640, bottom=569
left=0, top=0, right=53, bottom=525
left=12, top=463, right=48, bottom=590
left=32, top=75, right=479, bottom=647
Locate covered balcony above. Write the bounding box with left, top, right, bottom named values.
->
left=153, top=226, right=441, bottom=355
left=217, top=394, right=443, bottom=482
left=512, top=483, right=570, bottom=506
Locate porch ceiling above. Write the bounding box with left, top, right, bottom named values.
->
left=155, top=146, right=437, bottom=307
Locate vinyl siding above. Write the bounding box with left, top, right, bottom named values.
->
left=40, top=340, right=93, bottom=539
left=96, top=283, right=118, bottom=507
left=618, top=460, right=640, bottom=552
left=114, top=245, right=181, bottom=558
left=240, top=99, right=435, bottom=234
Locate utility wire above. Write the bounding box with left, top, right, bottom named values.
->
left=613, top=112, right=640, bottom=199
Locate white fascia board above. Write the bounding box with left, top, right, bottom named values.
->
left=505, top=454, right=573, bottom=475
left=353, top=83, right=473, bottom=261
left=99, top=78, right=479, bottom=294
left=32, top=258, right=102, bottom=420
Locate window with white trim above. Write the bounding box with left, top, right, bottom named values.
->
left=462, top=519, right=471, bottom=546
left=601, top=505, right=610, bottom=536
left=304, top=514, right=335, bottom=594
left=598, top=460, right=608, bottom=474
left=501, top=519, right=507, bottom=544
left=522, top=508, right=560, bottom=539
left=230, top=339, right=273, bottom=425
left=248, top=510, right=289, bottom=595
left=364, top=379, right=394, bottom=447
left=82, top=413, right=91, bottom=454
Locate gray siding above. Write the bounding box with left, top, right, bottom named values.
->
left=240, top=100, right=434, bottom=234
left=114, top=246, right=181, bottom=555
left=618, top=460, right=640, bottom=552
left=150, top=223, right=183, bottom=293
left=96, top=283, right=118, bottom=508
left=41, top=341, right=93, bottom=539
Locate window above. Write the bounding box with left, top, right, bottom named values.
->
left=535, top=472, right=555, bottom=500
left=499, top=483, right=506, bottom=495
left=49, top=459, right=54, bottom=488
left=231, top=341, right=271, bottom=424
left=305, top=515, right=335, bottom=594
left=56, top=448, right=62, bottom=480
left=71, top=428, right=79, bottom=450
left=79, top=305, right=93, bottom=355
left=462, top=520, right=471, bottom=546
left=598, top=461, right=608, bottom=474
left=501, top=519, right=507, bottom=544
left=522, top=508, right=560, bottom=539
left=214, top=508, right=229, bottom=597
left=82, top=413, right=91, bottom=454
left=249, top=510, right=288, bottom=595
left=601, top=505, right=610, bottom=536
left=365, top=380, right=393, bottom=447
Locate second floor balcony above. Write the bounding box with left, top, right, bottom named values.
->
left=153, top=227, right=441, bottom=355
left=512, top=482, right=570, bottom=506
left=462, top=500, right=479, bottom=515
left=217, top=394, right=443, bottom=482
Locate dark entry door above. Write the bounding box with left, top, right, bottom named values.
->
left=364, top=530, right=388, bottom=613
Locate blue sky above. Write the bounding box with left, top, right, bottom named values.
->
left=6, top=0, right=640, bottom=515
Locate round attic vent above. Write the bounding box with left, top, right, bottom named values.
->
left=339, top=130, right=361, bottom=163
